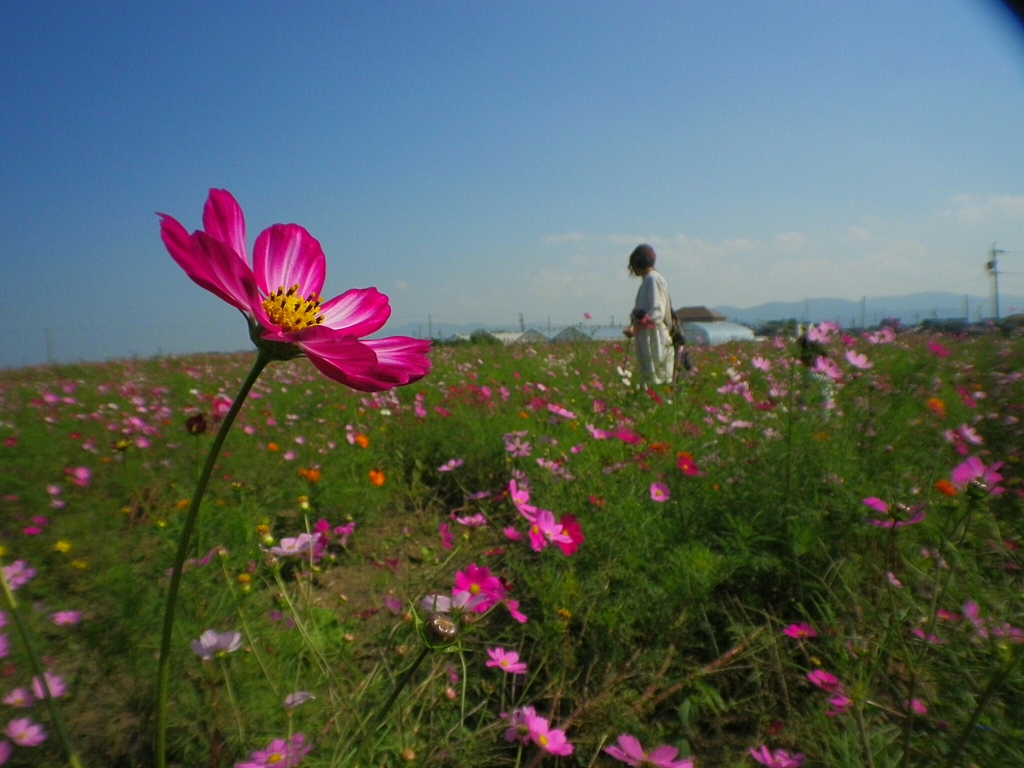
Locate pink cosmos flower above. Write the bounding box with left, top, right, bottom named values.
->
left=950, top=457, right=1004, bottom=495
left=806, top=669, right=842, bottom=694
left=160, top=189, right=430, bottom=391
left=826, top=693, right=854, bottom=717
left=438, top=458, right=464, bottom=472
left=526, top=712, right=573, bottom=756
left=30, top=673, right=66, bottom=700
left=749, top=745, right=805, bottom=767
left=907, top=699, right=928, bottom=716
left=51, top=611, right=82, bottom=626
left=650, top=482, right=670, bottom=502
left=65, top=466, right=91, bottom=487
left=504, top=526, right=523, bottom=541
left=811, top=356, right=843, bottom=382
left=190, top=629, right=242, bottom=659
left=547, top=403, right=576, bottom=420
left=454, top=513, right=488, bottom=527
left=268, top=533, right=319, bottom=558
left=527, top=510, right=573, bottom=552
left=927, top=341, right=949, bottom=358
left=752, top=356, right=772, bottom=372
left=1, top=561, right=35, bottom=591
left=0, top=740, right=10, bottom=764
left=604, top=733, right=694, bottom=767
left=584, top=312, right=593, bottom=319
left=509, top=479, right=538, bottom=522
left=505, top=599, right=528, bottom=624
left=485, top=647, right=528, bottom=675
left=0, top=635, right=6, bottom=659
left=782, top=623, right=817, bottom=640
left=452, top=563, right=505, bottom=613
left=283, top=691, right=315, bottom=709
left=862, top=499, right=926, bottom=529
left=4, top=718, right=45, bottom=747
left=844, top=350, right=873, bottom=370
left=438, top=522, right=454, bottom=550
left=2, top=689, right=34, bottom=708
left=248, top=734, right=311, bottom=768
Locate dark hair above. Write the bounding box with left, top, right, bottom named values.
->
left=628, top=244, right=656, bottom=275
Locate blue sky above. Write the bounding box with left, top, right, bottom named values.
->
left=3, top=1, right=1024, bottom=365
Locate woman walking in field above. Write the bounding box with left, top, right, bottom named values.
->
left=623, top=244, right=675, bottom=385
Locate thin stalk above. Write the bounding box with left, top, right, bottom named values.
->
left=155, top=352, right=270, bottom=768
left=854, top=701, right=877, bottom=768
left=0, top=564, right=85, bottom=768
left=219, top=659, right=246, bottom=745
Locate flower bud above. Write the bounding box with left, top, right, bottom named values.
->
left=185, top=413, right=208, bottom=435
left=423, top=613, right=459, bottom=649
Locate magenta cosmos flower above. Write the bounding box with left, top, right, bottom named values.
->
left=160, top=189, right=430, bottom=391
left=526, top=712, right=573, bottom=756
left=604, top=733, right=694, bottom=767
left=4, top=718, right=45, bottom=747
left=485, top=647, right=528, bottom=675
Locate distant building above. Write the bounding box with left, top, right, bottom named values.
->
left=674, top=306, right=727, bottom=323
left=683, top=321, right=755, bottom=346
left=551, top=326, right=591, bottom=343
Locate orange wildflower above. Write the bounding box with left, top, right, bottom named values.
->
left=934, top=479, right=957, bottom=497
left=368, top=469, right=385, bottom=486
left=297, top=467, right=322, bottom=483
left=267, top=442, right=280, bottom=452
left=925, top=398, right=946, bottom=418
left=355, top=434, right=369, bottom=449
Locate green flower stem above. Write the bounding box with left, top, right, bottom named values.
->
left=155, top=352, right=270, bottom=768
left=0, top=563, right=85, bottom=768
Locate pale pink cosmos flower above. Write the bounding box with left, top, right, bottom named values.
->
left=547, top=403, right=576, bottom=419
left=527, top=510, right=573, bottom=552
left=2, top=689, right=34, bottom=708
left=438, top=458, right=464, bottom=472
left=526, top=712, right=573, bottom=756
left=30, top=673, right=66, bottom=700
left=485, top=647, right=528, bottom=675
left=160, top=189, right=430, bottom=391
left=604, top=733, right=694, bottom=767
left=509, top=479, right=537, bottom=522
left=268, top=533, right=319, bottom=558
left=844, top=350, right=873, bottom=369
left=454, top=513, right=487, bottom=527
left=811, top=356, right=843, bottom=382
left=749, top=745, right=805, bottom=767
left=649, top=482, right=671, bottom=502
left=190, top=629, right=242, bottom=660
left=65, top=466, right=91, bottom=487
left=1, top=561, right=35, bottom=591
left=751, top=356, right=772, bottom=372
left=504, top=706, right=537, bottom=744
left=51, top=611, right=82, bottom=626
left=284, top=691, right=315, bottom=709
left=4, top=718, right=45, bottom=747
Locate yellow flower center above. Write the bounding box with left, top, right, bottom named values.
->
left=261, top=284, right=324, bottom=332
left=267, top=755, right=283, bottom=765
left=538, top=735, right=549, bottom=747
left=500, top=659, right=509, bottom=667
left=469, top=583, right=481, bottom=595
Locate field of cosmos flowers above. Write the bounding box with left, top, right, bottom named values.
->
left=2, top=324, right=1024, bottom=768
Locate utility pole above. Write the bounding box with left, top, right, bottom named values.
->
left=860, top=296, right=866, bottom=329
left=519, top=313, right=525, bottom=333
left=987, top=243, right=1005, bottom=321
left=428, top=315, right=433, bottom=339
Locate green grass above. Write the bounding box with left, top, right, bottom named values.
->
left=1, top=330, right=1023, bottom=767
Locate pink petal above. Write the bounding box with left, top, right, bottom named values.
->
left=160, top=214, right=238, bottom=308
left=319, top=288, right=392, bottom=336
left=253, top=223, right=326, bottom=297
left=339, top=336, right=431, bottom=390
left=296, top=334, right=381, bottom=390
left=190, top=232, right=261, bottom=313
left=202, top=189, right=248, bottom=265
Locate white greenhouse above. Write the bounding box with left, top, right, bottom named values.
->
left=683, top=321, right=756, bottom=346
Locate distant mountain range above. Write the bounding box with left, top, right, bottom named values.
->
left=377, top=292, right=1024, bottom=341
left=714, top=291, right=1024, bottom=328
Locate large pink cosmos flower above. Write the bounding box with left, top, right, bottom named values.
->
left=160, top=189, right=430, bottom=392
